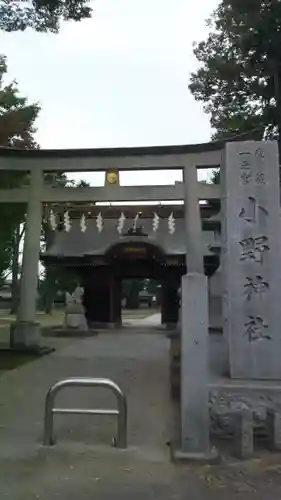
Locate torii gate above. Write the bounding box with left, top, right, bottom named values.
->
left=0, top=142, right=222, bottom=460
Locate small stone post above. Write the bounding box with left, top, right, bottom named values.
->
left=11, top=167, right=43, bottom=349
left=233, top=410, right=254, bottom=460
left=266, top=407, right=281, bottom=451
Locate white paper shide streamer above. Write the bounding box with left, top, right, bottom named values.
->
left=63, top=211, right=71, bottom=233
left=117, top=212, right=126, bottom=234
left=96, top=212, right=104, bottom=233
left=80, top=214, right=87, bottom=233
left=49, top=209, right=57, bottom=231
left=132, top=212, right=140, bottom=232
left=168, top=212, right=176, bottom=234
left=152, top=212, right=160, bottom=232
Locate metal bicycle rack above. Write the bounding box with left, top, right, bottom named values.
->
left=43, top=378, right=127, bottom=448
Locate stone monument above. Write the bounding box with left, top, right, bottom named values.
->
left=221, top=141, right=281, bottom=379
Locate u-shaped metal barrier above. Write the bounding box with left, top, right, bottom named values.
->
left=43, top=378, right=127, bottom=448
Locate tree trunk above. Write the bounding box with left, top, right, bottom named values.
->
left=43, top=221, right=55, bottom=314
left=43, top=264, right=56, bottom=315
left=10, top=225, right=22, bottom=314
left=44, top=274, right=54, bottom=314
left=272, top=64, right=281, bottom=163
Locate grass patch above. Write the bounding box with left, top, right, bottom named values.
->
left=0, top=310, right=64, bottom=327
left=0, top=351, right=38, bottom=373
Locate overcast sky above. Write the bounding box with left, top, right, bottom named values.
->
left=0, top=0, right=219, bottom=186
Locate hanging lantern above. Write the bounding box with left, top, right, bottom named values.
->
left=96, top=212, right=104, bottom=232
left=152, top=212, right=160, bottom=232
left=80, top=213, right=87, bottom=233
left=49, top=209, right=57, bottom=231
left=63, top=211, right=71, bottom=232
left=117, top=212, right=126, bottom=234
left=168, top=212, right=176, bottom=234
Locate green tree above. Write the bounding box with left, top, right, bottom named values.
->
left=122, top=279, right=144, bottom=309
left=0, top=55, right=40, bottom=289
left=0, top=0, right=92, bottom=33
left=189, top=0, right=281, bottom=148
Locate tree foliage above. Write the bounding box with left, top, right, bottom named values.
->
left=122, top=278, right=160, bottom=309
left=0, top=55, right=40, bottom=283
left=189, top=0, right=281, bottom=144
left=0, top=0, right=92, bottom=33
left=0, top=56, right=39, bottom=148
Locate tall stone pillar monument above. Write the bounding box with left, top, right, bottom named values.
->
left=222, top=141, right=281, bottom=379
left=176, top=165, right=215, bottom=461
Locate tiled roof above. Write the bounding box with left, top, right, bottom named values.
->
left=44, top=217, right=216, bottom=258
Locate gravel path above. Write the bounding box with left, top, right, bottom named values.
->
left=1, top=331, right=281, bottom=499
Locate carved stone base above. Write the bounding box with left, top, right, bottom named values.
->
left=64, top=310, right=88, bottom=331
left=64, top=313, right=88, bottom=331
left=10, top=321, right=41, bottom=349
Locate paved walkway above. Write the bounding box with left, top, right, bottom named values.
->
left=1, top=328, right=281, bottom=499
left=123, top=312, right=162, bottom=328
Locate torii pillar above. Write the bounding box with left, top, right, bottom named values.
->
left=11, top=167, right=44, bottom=349
left=175, top=164, right=215, bottom=461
